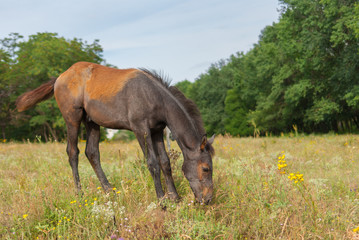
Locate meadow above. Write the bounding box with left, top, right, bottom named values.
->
left=1, top=134, right=359, bottom=239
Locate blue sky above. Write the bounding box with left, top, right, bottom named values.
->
left=0, top=0, right=280, bottom=83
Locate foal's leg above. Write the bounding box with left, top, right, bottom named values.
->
left=66, top=122, right=82, bottom=193
left=153, top=131, right=180, bottom=200
left=83, top=119, right=112, bottom=191
left=134, top=129, right=165, bottom=199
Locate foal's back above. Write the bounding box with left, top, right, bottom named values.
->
left=54, top=62, right=167, bottom=130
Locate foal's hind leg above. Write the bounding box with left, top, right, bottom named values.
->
left=66, top=121, right=82, bottom=193
left=83, top=118, right=112, bottom=191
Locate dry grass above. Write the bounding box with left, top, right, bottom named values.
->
left=0, top=134, right=359, bottom=239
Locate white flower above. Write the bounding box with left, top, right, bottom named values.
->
left=91, top=201, right=124, bottom=220
left=145, top=202, right=157, bottom=212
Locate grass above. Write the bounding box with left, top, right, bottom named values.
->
left=0, top=134, right=359, bottom=239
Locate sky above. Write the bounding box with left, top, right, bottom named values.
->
left=0, top=0, right=280, bottom=83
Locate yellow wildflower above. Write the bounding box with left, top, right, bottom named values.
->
left=288, top=172, right=304, bottom=183
left=277, top=152, right=287, bottom=174
left=23, top=214, right=28, bottom=219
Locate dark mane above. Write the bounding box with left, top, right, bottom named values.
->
left=169, top=85, right=215, bottom=155
left=139, top=68, right=172, bottom=88
left=139, top=68, right=206, bottom=136
left=168, top=86, right=206, bottom=136
left=168, top=86, right=215, bottom=156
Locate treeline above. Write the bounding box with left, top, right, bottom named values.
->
left=176, top=0, right=359, bottom=136
left=1, top=0, right=359, bottom=141
left=0, top=32, right=105, bottom=141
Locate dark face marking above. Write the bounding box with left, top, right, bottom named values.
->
left=197, top=162, right=211, bottom=181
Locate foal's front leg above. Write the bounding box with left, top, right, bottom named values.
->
left=153, top=132, right=180, bottom=201
left=134, top=130, right=165, bottom=199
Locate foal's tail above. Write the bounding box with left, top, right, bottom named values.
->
left=16, top=77, right=57, bottom=112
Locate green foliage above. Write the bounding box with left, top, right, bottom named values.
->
left=175, top=60, right=237, bottom=135
left=189, top=62, right=234, bottom=135
left=176, top=0, right=359, bottom=136
left=224, top=88, right=253, bottom=136
left=1, top=32, right=104, bottom=141
left=111, top=130, right=136, bottom=142
left=174, top=80, right=192, bottom=96
left=305, top=98, right=340, bottom=124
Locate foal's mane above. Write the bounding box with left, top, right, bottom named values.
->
left=139, top=68, right=206, bottom=137
left=168, top=86, right=215, bottom=155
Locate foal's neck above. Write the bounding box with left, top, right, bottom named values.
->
left=165, top=102, right=201, bottom=153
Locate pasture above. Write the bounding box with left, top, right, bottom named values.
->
left=0, top=135, right=359, bottom=239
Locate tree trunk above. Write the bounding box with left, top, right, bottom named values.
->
left=353, top=117, right=359, bottom=129
left=44, top=122, right=58, bottom=142
left=1, top=125, right=5, bottom=140
left=43, top=125, right=48, bottom=142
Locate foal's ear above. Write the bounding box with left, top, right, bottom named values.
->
left=208, top=134, right=215, bottom=145
left=200, top=136, right=207, bottom=151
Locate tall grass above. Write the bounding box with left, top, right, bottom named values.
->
left=0, top=135, right=359, bottom=239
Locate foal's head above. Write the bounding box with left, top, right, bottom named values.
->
left=182, top=135, right=215, bottom=204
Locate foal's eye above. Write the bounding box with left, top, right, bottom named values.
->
left=202, top=167, right=210, bottom=173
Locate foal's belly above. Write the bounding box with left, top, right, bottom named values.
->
left=84, top=99, right=131, bottom=130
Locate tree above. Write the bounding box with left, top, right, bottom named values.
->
left=0, top=48, right=12, bottom=139
left=224, top=88, right=253, bottom=136
left=1, top=32, right=105, bottom=141
left=175, top=80, right=192, bottom=97
left=248, top=0, right=359, bottom=133
left=186, top=61, right=235, bottom=135
left=175, top=0, right=359, bottom=135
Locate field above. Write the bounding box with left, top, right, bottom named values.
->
left=1, top=135, right=359, bottom=239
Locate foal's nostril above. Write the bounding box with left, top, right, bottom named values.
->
left=205, top=198, right=212, bottom=205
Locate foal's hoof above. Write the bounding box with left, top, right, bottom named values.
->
left=99, top=185, right=113, bottom=193
left=76, top=189, right=84, bottom=197
left=161, top=204, right=167, bottom=211
left=167, top=193, right=181, bottom=202
left=159, top=194, right=181, bottom=211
